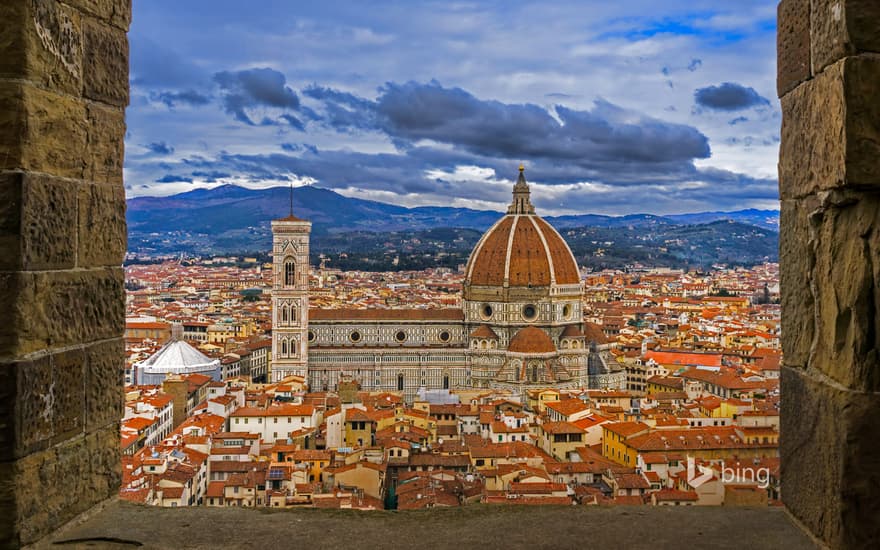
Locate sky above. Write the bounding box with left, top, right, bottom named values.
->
left=126, top=0, right=780, bottom=216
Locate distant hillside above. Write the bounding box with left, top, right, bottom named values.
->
left=126, top=184, right=779, bottom=269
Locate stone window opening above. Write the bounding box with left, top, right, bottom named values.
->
left=0, top=2, right=872, bottom=548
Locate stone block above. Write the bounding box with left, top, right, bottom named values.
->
left=64, top=0, right=131, bottom=31
left=15, top=267, right=124, bottom=355
left=0, top=84, right=26, bottom=172
left=78, top=183, right=126, bottom=267
left=10, top=426, right=118, bottom=546
left=779, top=55, right=880, bottom=199
left=779, top=198, right=816, bottom=367
left=50, top=347, right=87, bottom=444
left=0, top=348, right=87, bottom=461
left=799, top=191, right=880, bottom=392
left=84, top=338, right=124, bottom=431
left=0, top=172, right=24, bottom=271
left=19, top=83, right=88, bottom=180
left=812, top=0, right=880, bottom=74
left=82, top=15, right=129, bottom=106
left=0, top=0, right=84, bottom=96
left=0, top=172, right=81, bottom=271
left=84, top=102, right=126, bottom=185
left=782, top=366, right=880, bottom=549
left=0, top=272, right=32, bottom=357
left=777, top=0, right=811, bottom=97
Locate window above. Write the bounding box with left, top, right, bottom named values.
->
left=481, top=304, right=493, bottom=319
left=443, top=375, right=449, bottom=390
left=395, top=330, right=407, bottom=343
left=397, top=374, right=404, bottom=391
left=439, top=331, right=450, bottom=343
left=284, top=259, right=296, bottom=286
left=350, top=331, right=362, bottom=343
left=522, top=304, right=538, bottom=321
left=281, top=340, right=287, bottom=356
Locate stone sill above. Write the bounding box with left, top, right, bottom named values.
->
left=33, top=500, right=819, bottom=549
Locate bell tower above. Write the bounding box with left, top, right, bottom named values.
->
left=271, top=192, right=311, bottom=382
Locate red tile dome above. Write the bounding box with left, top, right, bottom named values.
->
left=507, top=326, right=556, bottom=354
left=465, top=168, right=579, bottom=288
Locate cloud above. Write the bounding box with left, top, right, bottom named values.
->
left=694, top=82, right=770, bottom=111
left=687, top=58, right=702, bottom=71
left=728, top=116, right=748, bottom=125
left=150, top=89, right=211, bottom=108
left=156, top=174, right=193, bottom=183
left=144, top=141, right=175, bottom=155
left=367, top=82, right=710, bottom=168
left=213, top=68, right=302, bottom=125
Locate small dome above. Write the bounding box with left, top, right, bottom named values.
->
left=508, top=327, right=556, bottom=354
left=560, top=325, right=585, bottom=338
left=469, top=325, right=499, bottom=339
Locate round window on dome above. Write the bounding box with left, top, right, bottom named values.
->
left=481, top=304, right=493, bottom=320
left=439, top=331, right=451, bottom=343
left=395, top=330, right=407, bottom=343
left=350, top=330, right=362, bottom=343
left=307, top=330, right=316, bottom=343
left=523, top=304, right=538, bottom=321
left=562, top=304, right=572, bottom=319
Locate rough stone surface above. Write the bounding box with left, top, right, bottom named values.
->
left=777, top=0, right=811, bottom=97
left=781, top=366, right=880, bottom=549
left=17, top=83, right=88, bottom=180
left=781, top=191, right=880, bottom=392
left=15, top=268, right=124, bottom=355
left=78, top=183, right=126, bottom=266
left=81, top=15, right=128, bottom=106
left=779, top=198, right=816, bottom=368
left=12, top=426, right=120, bottom=547
left=83, top=338, right=124, bottom=431
left=64, top=0, right=131, bottom=31
left=40, top=501, right=818, bottom=550
left=84, top=103, right=126, bottom=185
left=0, top=348, right=89, bottom=461
left=0, top=0, right=85, bottom=95
left=0, top=1, right=129, bottom=547
left=811, top=0, right=880, bottom=74
left=779, top=55, right=880, bottom=200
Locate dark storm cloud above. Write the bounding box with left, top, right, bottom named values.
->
left=213, top=68, right=302, bottom=125
left=150, top=90, right=211, bottom=108
left=372, top=82, right=710, bottom=166
left=145, top=141, right=174, bottom=155
left=694, top=82, right=770, bottom=111
left=156, top=174, right=193, bottom=183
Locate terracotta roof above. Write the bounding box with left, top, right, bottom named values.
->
left=560, top=324, right=584, bottom=338
left=469, top=325, right=499, bottom=339
left=466, top=214, right=579, bottom=287
left=507, top=327, right=556, bottom=354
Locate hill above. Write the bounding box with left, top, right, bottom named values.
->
left=126, top=184, right=779, bottom=269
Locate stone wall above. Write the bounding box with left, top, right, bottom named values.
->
left=778, top=1, right=880, bottom=548
left=0, top=0, right=129, bottom=547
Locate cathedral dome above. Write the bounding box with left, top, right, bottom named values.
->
left=508, top=326, right=556, bottom=354
left=465, top=168, right=579, bottom=289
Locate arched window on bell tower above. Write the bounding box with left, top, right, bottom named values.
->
left=284, top=258, right=296, bottom=287
left=281, top=339, right=288, bottom=357
left=281, top=304, right=288, bottom=324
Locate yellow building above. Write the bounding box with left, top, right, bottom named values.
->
left=602, top=424, right=778, bottom=467
left=527, top=389, right=561, bottom=413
